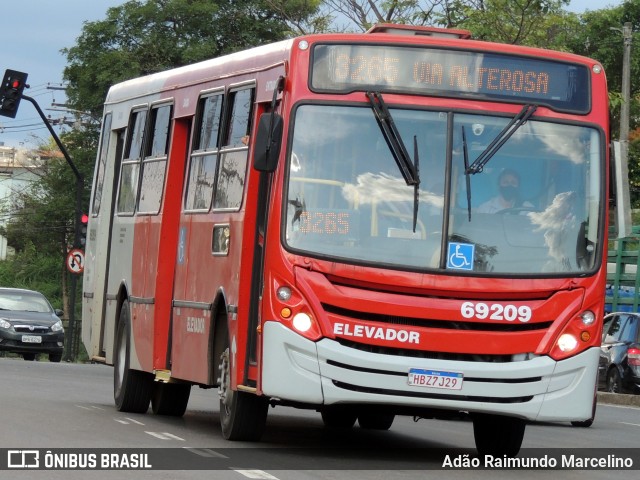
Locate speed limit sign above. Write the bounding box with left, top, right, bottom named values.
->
left=66, top=248, right=85, bottom=274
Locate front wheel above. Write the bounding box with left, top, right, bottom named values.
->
left=114, top=300, right=153, bottom=413
left=358, top=412, right=395, bottom=430
left=321, top=406, right=358, bottom=429
left=218, top=348, right=268, bottom=440
left=49, top=353, right=62, bottom=363
left=473, top=414, right=526, bottom=457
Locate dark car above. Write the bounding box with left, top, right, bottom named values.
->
left=599, top=312, right=640, bottom=394
left=0, top=288, right=64, bottom=362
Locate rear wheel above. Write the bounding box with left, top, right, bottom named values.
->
left=473, top=414, right=526, bottom=457
left=218, top=347, right=268, bottom=440
left=114, top=300, right=153, bottom=413
left=22, top=353, right=36, bottom=361
left=152, top=382, right=191, bottom=416
left=606, top=368, right=623, bottom=393
left=321, top=406, right=358, bottom=429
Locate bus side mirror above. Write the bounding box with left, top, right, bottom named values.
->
left=254, top=112, right=283, bottom=172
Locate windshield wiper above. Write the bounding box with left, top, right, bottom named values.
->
left=366, top=91, right=421, bottom=232
left=466, top=104, right=537, bottom=175
left=462, top=126, right=472, bottom=221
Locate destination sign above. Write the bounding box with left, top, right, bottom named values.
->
left=310, top=44, right=590, bottom=113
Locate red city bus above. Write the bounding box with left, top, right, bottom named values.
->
left=82, top=24, right=612, bottom=456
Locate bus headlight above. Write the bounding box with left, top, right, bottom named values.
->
left=557, top=334, right=578, bottom=352
left=292, top=312, right=313, bottom=332
left=271, top=279, right=322, bottom=341
left=276, top=286, right=292, bottom=301
left=580, top=310, right=595, bottom=326
left=549, top=307, right=600, bottom=361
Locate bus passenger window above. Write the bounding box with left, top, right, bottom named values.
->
left=185, top=93, right=224, bottom=211
left=117, top=109, right=147, bottom=214
left=225, top=88, right=254, bottom=148
left=138, top=104, right=172, bottom=214
left=214, top=151, right=247, bottom=209
left=91, top=113, right=113, bottom=216
left=212, top=86, right=254, bottom=209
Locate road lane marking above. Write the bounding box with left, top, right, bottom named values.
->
left=184, top=447, right=228, bottom=458
left=619, top=422, right=640, bottom=427
left=234, top=470, right=279, bottom=480
left=145, top=432, right=186, bottom=441
left=114, top=417, right=146, bottom=425
left=75, top=405, right=92, bottom=410
left=124, top=417, right=145, bottom=425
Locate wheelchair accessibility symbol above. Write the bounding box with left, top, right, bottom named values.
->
left=447, top=242, right=474, bottom=271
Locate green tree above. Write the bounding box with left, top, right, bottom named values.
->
left=63, top=0, right=321, bottom=117
left=0, top=130, right=96, bottom=318
left=320, top=0, right=573, bottom=44
left=566, top=1, right=640, bottom=205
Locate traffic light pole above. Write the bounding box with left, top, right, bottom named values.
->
left=21, top=94, right=84, bottom=362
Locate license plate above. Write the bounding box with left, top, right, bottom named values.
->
left=21, top=335, right=42, bottom=344
left=408, top=368, right=463, bottom=390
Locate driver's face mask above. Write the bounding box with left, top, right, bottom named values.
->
left=499, top=185, right=519, bottom=201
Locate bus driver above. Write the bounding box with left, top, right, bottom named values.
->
left=477, top=169, right=533, bottom=213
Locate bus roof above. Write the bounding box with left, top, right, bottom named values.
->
left=105, top=38, right=294, bottom=105
left=104, top=25, right=603, bottom=108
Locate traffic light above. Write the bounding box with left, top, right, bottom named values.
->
left=79, top=213, right=89, bottom=247
left=0, top=69, right=28, bottom=118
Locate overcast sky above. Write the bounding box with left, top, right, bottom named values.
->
left=0, top=0, right=623, bottom=148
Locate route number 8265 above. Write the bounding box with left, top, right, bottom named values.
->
left=460, top=301, right=532, bottom=323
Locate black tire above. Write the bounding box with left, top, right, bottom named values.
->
left=22, top=353, right=36, bottom=361
left=49, top=353, right=62, bottom=363
left=358, top=412, right=395, bottom=430
left=152, top=382, right=191, bottom=416
left=219, top=347, right=268, bottom=441
left=473, top=414, right=526, bottom=457
left=321, top=406, right=358, bottom=428
left=114, top=300, right=153, bottom=413
left=607, top=368, right=623, bottom=394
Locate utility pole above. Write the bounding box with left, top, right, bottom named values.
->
left=620, top=22, right=633, bottom=172
left=610, top=22, right=633, bottom=238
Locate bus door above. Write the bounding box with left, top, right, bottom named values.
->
left=171, top=85, right=255, bottom=385
left=83, top=114, right=124, bottom=361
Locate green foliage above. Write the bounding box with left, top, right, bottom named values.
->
left=438, top=0, right=574, bottom=48
left=63, top=0, right=321, bottom=116
left=565, top=1, right=640, bottom=205
left=0, top=243, right=63, bottom=309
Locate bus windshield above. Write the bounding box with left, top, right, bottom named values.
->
left=284, top=104, right=602, bottom=275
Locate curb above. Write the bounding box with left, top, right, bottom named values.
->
left=597, top=391, right=640, bottom=407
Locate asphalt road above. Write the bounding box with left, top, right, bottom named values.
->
left=0, top=357, right=639, bottom=480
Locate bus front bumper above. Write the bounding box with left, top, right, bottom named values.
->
left=261, top=321, right=598, bottom=422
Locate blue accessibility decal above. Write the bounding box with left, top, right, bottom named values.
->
left=447, top=242, right=474, bottom=270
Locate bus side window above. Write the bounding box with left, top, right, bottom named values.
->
left=117, top=108, right=147, bottom=215
left=214, top=87, right=254, bottom=210
left=224, top=87, right=254, bottom=148
left=138, top=103, right=172, bottom=214
left=184, top=92, right=224, bottom=212
left=91, top=112, right=113, bottom=216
